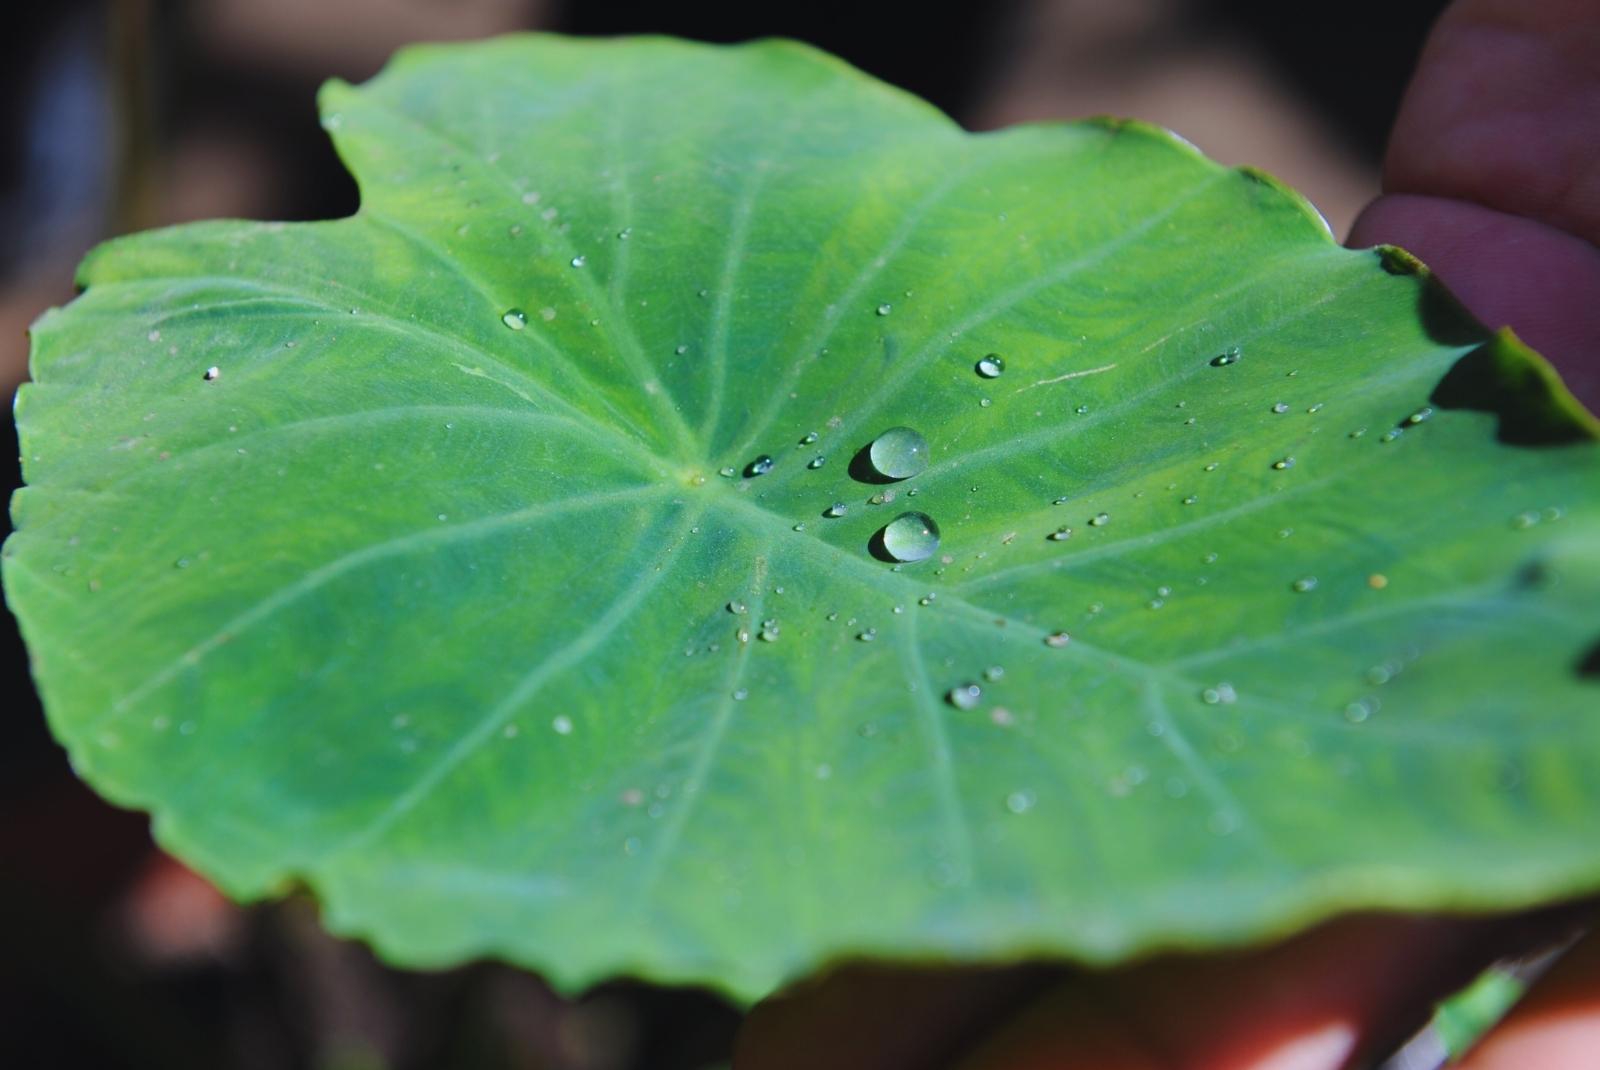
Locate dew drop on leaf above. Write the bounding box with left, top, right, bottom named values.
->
left=808, top=455, right=826, bottom=469
left=1292, top=576, right=1318, bottom=592
left=867, top=426, right=930, bottom=480
left=1047, top=527, right=1072, bottom=541
left=501, top=308, right=528, bottom=330
left=1004, top=790, right=1036, bottom=815
left=824, top=502, right=847, bottom=518
left=746, top=455, right=775, bottom=477
left=880, top=511, right=940, bottom=562
left=975, top=353, right=1005, bottom=378
left=1210, top=347, right=1241, bottom=367
left=1088, top=512, right=1110, bottom=527
left=947, top=683, right=982, bottom=710
left=1044, top=631, right=1070, bottom=648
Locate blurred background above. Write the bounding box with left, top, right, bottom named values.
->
left=2, top=1, right=1450, bottom=1066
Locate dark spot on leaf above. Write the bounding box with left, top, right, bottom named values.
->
left=1578, top=640, right=1600, bottom=680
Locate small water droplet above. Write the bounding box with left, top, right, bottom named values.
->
left=203, top=366, right=220, bottom=381
left=1342, top=699, right=1373, bottom=724
left=675, top=344, right=688, bottom=355
left=617, top=227, right=632, bottom=240
left=501, top=308, right=527, bottom=330
left=746, top=455, right=775, bottom=477
left=975, top=353, right=1005, bottom=378
left=983, top=665, right=1004, bottom=682
left=792, top=522, right=806, bottom=532
left=1350, top=427, right=1367, bottom=438
left=1182, top=495, right=1198, bottom=505
left=1292, top=576, right=1318, bottom=593
left=978, top=397, right=992, bottom=408
left=1307, top=402, right=1324, bottom=413
left=808, top=455, right=826, bottom=469
left=1271, top=402, right=1289, bottom=414
left=1074, top=404, right=1090, bottom=415
left=867, top=426, right=930, bottom=480
left=570, top=255, right=587, bottom=268
left=1044, top=631, right=1070, bottom=648
left=876, top=303, right=892, bottom=316
left=1381, top=428, right=1404, bottom=443
left=718, top=466, right=736, bottom=478
left=1406, top=406, right=1433, bottom=425
left=1088, top=512, right=1109, bottom=527
left=881, top=511, right=941, bottom=562
left=1047, top=526, right=1073, bottom=541
left=727, top=600, right=746, bottom=614
left=1004, top=790, right=1036, bottom=815
left=1210, top=347, right=1241, bottom=367
left=1272, top=457, right=1295, bottom=470
left=918, top=593, right=936, bottom=606
left=552, top=715, right=574, bottom=735
left=1200, top=682, right=1238, bottom=705
left=857, top=628, right=878, bottom=642
left=759, top=620, right=780, bottom=642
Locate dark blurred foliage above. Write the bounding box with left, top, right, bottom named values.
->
left=0, top=2, right=1447, bottom=1067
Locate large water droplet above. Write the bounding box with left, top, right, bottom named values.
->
left=881, top=511, right=940, bottom=562
left=975, top=353, right=1005, bottom=378
left=947, top=683, right=982, bottom=709
left=501, top=308, right=527, bottom=331
left=867, top=426, right=930, bottom=480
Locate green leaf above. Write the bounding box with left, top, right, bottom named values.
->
left=6, top=35, right=1599, bottom=1003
